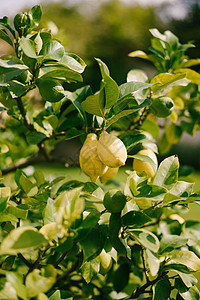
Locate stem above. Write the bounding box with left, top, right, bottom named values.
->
left=131, top=272, right=168, bottom=298
left=17, top=253, right=32, bottom=268
left=141, top=247, right=149, bottom=283
left=16, top=97, right=30, bottom=128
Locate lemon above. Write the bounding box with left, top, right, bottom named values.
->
left=103, top=190, right=126, bottom=213
left=133, top=148, right=158, bottom=178
left=36, top=79, right=65, bottom=103
left=100, top=167, right=119, bottom=183
left=79, top=133, right=107, bottom=182
left=99, top=249, right=112, bottom=275
left=97, top=131, right=127, bottom=168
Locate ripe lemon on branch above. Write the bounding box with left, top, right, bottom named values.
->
left=97, top=131, right=127, bottom=168
left=133, top=148, right=158, bottom=178
left=79, top=133, right=107, bottom=182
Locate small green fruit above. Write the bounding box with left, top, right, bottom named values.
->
left=14, top=12, right=33, bottom=37
left=103, top=191, right=126, bottom=213
left=150, top=96, right=174, bottom=118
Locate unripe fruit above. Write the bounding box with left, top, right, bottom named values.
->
left=97, top=131, right=127, bottom=168
left=14, top=12, right=33, bottom=37
left=103, top=190, right=126, bottom=213
left=133, top=148, right=158, bottom=178
left=100, top=167, right=119, bottom=183
left=99, top=249, right=112, bottom=275
left=79, top=133, right=107, bottom=182
left=151, top=96, right=174, bottom=118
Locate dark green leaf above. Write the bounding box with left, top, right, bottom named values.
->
left=152, top=276, right=171, bottom=300
left=0, top=29, right=13, bottom=46
left=29, top=5, right=42, bottom=27
left=122, top=211, right=151, bottom=227
left=26, top=131, right=46, bottom=144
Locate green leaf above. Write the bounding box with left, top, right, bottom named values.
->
left=96, top=58, right=119, bottom=109
left=39, top=65, right=83, bottom=82
left=0, top=187, right=11, bottom=211
left=59, top=53, right=86, bottom=73
left=0, top=226, right=47, bottom=254
left=122, top=210, right=151, bottom=227
left=141, top=119, right=160, bottom=138
left=169, top=181, right=194, bottom=197
left=7, top=272, right=27, bottom=300
left=129, top=153, right=157, bottom=173
left=43, top=198, right=56, bottom=225
left=80, top=257, right=100, bottom=283
left=29, top=5, right=42, bottom=27
left=0, top=16, right=15, bottom=37
left=20, top=37, right=37, bottom=58
left=118, top=81, right=152, bottom=98
left=146, top=249, right=160, bottom=277
left=26, top=265, right=57, bottom=297
left=41, top=41, right=64, bottom=61
left=19, top=173, right=33, bottom=194
left=105, top=109, right=138, bottom=129
left=168, top=250, right=200, bottom=271
left=0, top=213, right=18, bottom=223
left=175, top=68, right=200, bottom=85
left=26, top=131, right=46, bottom=144
left=113, top=264, right=130, bottom=292
left=165, top=123, right=182, bottom=144
left=152, top=276, right=171, bottom=300
left=128, top=228, right=160, bottom=252
left=33, top=170, right=45, bottom=188
left=151, top=73, right=187, bottom=93
left=7, top=206, right=28, bottom=220
left=128, top=50, right=149, bottom=60
left=81, top=87, right=105, bottom=117
left=159, top=235, right=188, bottom=254
left=7, top=80, right=30, bottom=98
left=0, top=29, right=13, bottom=46
left=180, top=286, right=200, bottom=300
left=153, top=155, right=179, bottom=188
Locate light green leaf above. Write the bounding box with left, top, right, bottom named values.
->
left=180, top=286, right=200, bottom=300
left=81, top=87, right=105, bottom=117
left=43, top=198, right=56, bottom=225
left=41, top=41, right=64, bottom=61
left=118, top=81, right=152, bottom=99
left=39, top=65, right=83, bottom=82
left=7, top=206, right=28, bottom=220
left=153, top=155, right=179, bottom=188
left=0, top=29, right=13, bottom=46
left=169, top=181, right=194, bottom=197
left=141, top=119, right=160, bottom=138
left=26, top=265, right=57, bottom=297
left=169, top=250, right=200, bottom=271
left=146, top=249, right=160, bottom=277
left=0, top=187, right=11, bottom=211
left=175, top=68, right=200, bottom=85
left=105, top=109, right=137, bottom=129
left=0, top=281, right=17, bottom=299
left=81, top=256, right=100, bottom=283
left=128, top=228, right=160, bottom=252
left=20, top=37, right=37, bottom=58
left=159, top=235, right=188, bottom=254
left=151, top=73, right=187, bottom=93
left=7, top=272, right=27, bottom=300
left=0, top=226, right=47, bottom=254
left=128, top=50, right=149, bottom=59
left=19, top=173, right=33, bottom=194
left=59, top=53, right=86, bottom=73
left=33, top=170, right=45, bottom=188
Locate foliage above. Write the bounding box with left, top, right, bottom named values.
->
left=0, top=5, right=200, bottom=300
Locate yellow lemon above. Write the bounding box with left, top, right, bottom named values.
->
left=133, top=148, right=158, bottom=178
left=100, top=167, right=119, bottom=183
left=79, top=133, right=107, bottom=182
left=97, top=131, right=127, bottom=168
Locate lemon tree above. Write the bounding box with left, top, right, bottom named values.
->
left=0, top=5, right=200, bottom=300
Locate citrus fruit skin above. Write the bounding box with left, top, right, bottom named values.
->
left=79, top=133, right=107, bottom=182
left=99, top=249, right=112, bottom=275
left=36, top=79, right=65, bottom=103
left=103, top=191, right=126, bottom=213
left=97, top=131, right=127, bottom=168
left=100, top=167, right=119, bottom=183
left=133, top=148, right=158, bottom=178
left=150, top=96, right=174, bottom=118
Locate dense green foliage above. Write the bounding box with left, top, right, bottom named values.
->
left=0, top=5, right=200, bottom=300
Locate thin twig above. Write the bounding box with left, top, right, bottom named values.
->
left=17, top=253, right=32, bottom=268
